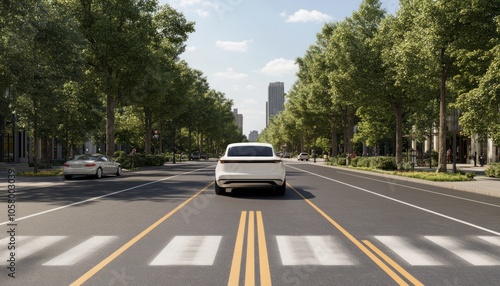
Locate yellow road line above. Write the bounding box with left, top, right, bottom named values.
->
left=228, top=211, right=247, bottom=286
left=245, top=211, right=255, bottom=286
left=228, top=211, right=273, bottom=286
left=70, top=184, right=211, bottom=286
left=256, top=211, right=272, bottom=286
left=288, top=183, right=409, bottom=286
left=363, top=240, right=424, bottom=286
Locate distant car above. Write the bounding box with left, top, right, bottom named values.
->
left=298, top=152, right=309, bottom=161
left=63, top=154, right=121, bottom=179
left=190, top=152, right=201, bottom=160
left=284, top=153, right=291, bottom=158
left=215, top=142, right=286, bottom=196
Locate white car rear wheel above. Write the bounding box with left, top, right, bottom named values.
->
left=274, top=179, right=286, bottom=196
left=215, top=181, right=226, bottom=195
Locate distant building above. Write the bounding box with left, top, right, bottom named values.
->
left=233, top=108, right=243, bottom=134
left=248, top=130, right=259, bottom=142
left=267, top=82, right=284, bottom=126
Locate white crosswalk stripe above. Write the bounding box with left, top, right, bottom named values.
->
left=374, top=236, right=443, bottom=265
left=43, top=236, right=117, bottom=266
left=276, top=235, right=356, bottom=265
left=0, top=236, right=66, bottom=265
left=478, top=236, right=500, bottom=247
left=2, top=234, right=499, bottom=267
left=425, top=236, right=500, bottom=266
left=150, top=236, right=222, bottom=265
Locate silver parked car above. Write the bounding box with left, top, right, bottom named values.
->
left=63, top=154, right=122, bottom=179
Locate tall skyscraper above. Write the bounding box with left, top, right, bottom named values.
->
left=233, top=108, right=243, bottom=134
left=248, top=130, right=259, bottom=142
left=267, top=82, right=284, bottom=126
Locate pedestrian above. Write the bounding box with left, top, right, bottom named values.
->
left=130, top=147, right=137, bottom=168
left=447, top=148, right=452, bottom=163
left=479, top=152, right=484, bottom=167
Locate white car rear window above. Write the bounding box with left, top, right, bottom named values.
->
left=227, top=146, right=273, bottom=157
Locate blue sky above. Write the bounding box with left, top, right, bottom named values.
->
left=160, top=0, right=399, bottom=137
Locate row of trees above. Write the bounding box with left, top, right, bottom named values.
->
left=259, top=0, right=500, bottom=172
left=1, top=0, right=244, bottom=171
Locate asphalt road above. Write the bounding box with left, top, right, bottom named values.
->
left=1, top=159, right=500, bottom=285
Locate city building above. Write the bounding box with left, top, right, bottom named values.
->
left=266, top=82, right=285, bottom=126
left=233, top=108, right=243, bottom=134
left=248, top=130, right=259, bottom=142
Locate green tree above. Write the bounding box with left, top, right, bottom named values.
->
left=3, top=1, right=86, bottom=171
left=457, top=16, right=500, bottom=145
left=402, top=0, right=500, bottom=172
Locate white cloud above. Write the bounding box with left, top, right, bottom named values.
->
left=178, top=0, right=203, bottom=6
left=185, top=46, right=196, bottom=52
left=246, top=84, right=256, bottom=90
left=215, top=68, right=248, bottom=79
left=215, top=40, right=252, bottom=52
left=194, top=9, right=209, bottom=17
left=261, top=58, right=297, bottom=76
left=286, top=9, right=332, bottom=23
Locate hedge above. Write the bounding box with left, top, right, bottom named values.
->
left=115, top=152, right=168, bottom=169
left=485, top=162, right=500, bottom=178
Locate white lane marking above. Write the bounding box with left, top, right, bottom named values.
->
left=425, top=236, right=500, bottom=266
left=0, top=236, right=66, bottom=265
left=374, top=236, right=443, bottom=266
left=287, top=165, right=500, bottom=236
left=276, top=235, right=355, bottom=265
left=43, top=236, right=117, bottom=266
left=478, top=236, right=500, bottom=247
left=0, top=166, right=213, bottom=226
left=150, top=236, right=222, bottom=265
left=337, top=171, right=500, bottom=208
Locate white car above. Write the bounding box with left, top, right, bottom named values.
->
left=215, top=143, right=286, bottom=195
left=63, top=154, right=122, bottom=179
left=298, top=152, right=309, bottom=161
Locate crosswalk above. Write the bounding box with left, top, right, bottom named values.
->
left=1, top=235, right=499, bottom=267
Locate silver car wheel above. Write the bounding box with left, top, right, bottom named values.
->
left=95, top=167, right=103, bottom=179
left=116, top=166, right=122, bottom=176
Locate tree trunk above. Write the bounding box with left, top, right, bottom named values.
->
left=346, top=110, right=354, bottom=155
left=144, top=107, right=152, bottom=155
left=106, top=94, right=116, bottom=157
left=331, top=122, right=338, bottom=157
left=437, top=53, right=448, bottom=173
left=393, top=105, right=403, bottom=170
left=34, top=137, right=41, bottom=173
left=188, top=127, right=192, bottom=160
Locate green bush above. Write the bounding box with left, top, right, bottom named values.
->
left=485, top=162, right=500, bottom=178
left=356, top=157, right=371, bottom=168
left=115, top=152, right=166, bottom=169
left=351, top=157, right=359, bottom=167
left=370, top=156, right=397, bottom=171
left=338, top=157, right=347, bottom=166
left=114, top=150, right=127, bottom=158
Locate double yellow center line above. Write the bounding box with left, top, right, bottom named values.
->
left=228, top=211, right=272, bottom=286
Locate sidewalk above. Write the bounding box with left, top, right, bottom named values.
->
left=412, top=163, right=500, bottom=198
